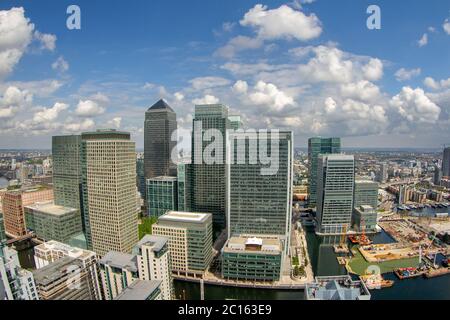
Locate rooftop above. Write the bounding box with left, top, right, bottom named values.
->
left=33, top=256, right=83, bottom=286
left=305, top=276, right=371, bottom=300
left=34, top=240, right=94, bottom=260
left=223, top=236, right=282, bottom=254
left=25, top=201, right=77, bottom=216
left=134, top=235, right=168, bottom=253
left=147, top=99, right=174, bottom=112
left=148, top=176, right=178, bottom=182
left=114, top=280, right=161, bottom=300
left=99, top=251, right=138, bottom=272
left=158, top=210, right=211, bottom=224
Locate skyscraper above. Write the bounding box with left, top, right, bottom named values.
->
left=307, top=137, right=341, bottom=207
left=186, top=104, right=230, bottom=230
left=443, top=147, right=450, bottom=178
left=146, top=176, right=178, bottom=217
left=317, top=154, right=355, bottom=234
left=144, top=99, right=177, bottom=179
left=81, top=129, right=139, bottom=256
left=226, top=131, right=293, bottom=253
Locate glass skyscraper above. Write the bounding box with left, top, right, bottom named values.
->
left=177, top=163, right=186, bottom=212
left=146, top=176, right=178, bottom=217
left=443, top=147, right=450, bottom=177
left=144, top=99, right=177, bottom=180
left=307, top=137, right=341, bottom=207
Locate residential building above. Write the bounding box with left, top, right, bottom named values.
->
left=307, top=137, right=341, bottom=207
left=24, top=201, right=82, bottom=243
left=354, top=180, right=378, bottom=210
left=2, top=185, right=54, bottom=238
left=81, top=129, right=139, bottom=255
left=221, top=236, right=282, bottom=282
left=317, top=154, right=355, bottom=234
left=144, top=99, right=177, bottom=179
left=352, top=205, right=377, bottom=232
left=152, top=211, right=213, bottom=278
left=114, top=279, right=162, bottom=300
left=146, top=176, right=178, bottom=217
left=132, top=235, right=173, bottom=300
left=226, top=131, right=293, bottom=254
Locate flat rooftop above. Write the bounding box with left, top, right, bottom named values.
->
left=134, top=235, right=168, bottom=253
left=33, top=256, right=82, bottom=286
left=99, top=251, right=138, bottom=272
left=223, top=236, right=282, bottom=254
left=158, top=211, right=211, bottom=224
left=114, top=280, right=161, bottom=300
left=35, top=240, right=94, bottom=260
left=25, top=201, right=77, bottom=216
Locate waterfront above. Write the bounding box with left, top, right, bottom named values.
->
left=0, top=177, right=8, bottom=188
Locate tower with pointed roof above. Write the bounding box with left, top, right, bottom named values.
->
left=144, top=99, right=177, bottom=181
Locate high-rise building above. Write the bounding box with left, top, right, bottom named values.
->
left=307, top=137, right=341, bottom=207
left=443, top=147, right=450, bottom=178
left=133, top=235, right=173, bottom=300
left=0, top=213, right=5, bottom=244
left=2, top=186, right=54, bottom=238
left=317, top=154, right=355, bottom=234
left=136, top=156, right=146, bottom=200
left=81, top=129, right=139, bottom=255
left=352, top=205, right=377, bottom=232
left=152, top=211, right=213, bottom=278
left=376, top=162, right=388, bottom=183
left=354, top=180, right=378, bottom=210
left=177, top=163, right=187, bottom=212
left=434, top=165, right=442, bottom=185
left=228, top=115, right=242, bottom=130
left=144, top=99, right=177, bottom=179
left=25, top=201, right=82, bottom=243
left=146, top=176, right=178, bottom=217
left=186, top=104, right=230, bottom=230
left=226, top=131, right=293, bottom=253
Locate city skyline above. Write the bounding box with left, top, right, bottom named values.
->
left=0, top=1, right=449, bottom=149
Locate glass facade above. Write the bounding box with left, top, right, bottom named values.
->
left=177, top=163, right=186, bottom=212
left=136, top=157, right=145, bottom=199
left=307, top=137, right=341, bottom=207
left=222, top=251, right=282, bottom=282
left=354, top=180, right=378, bottom=210
left=146, top=177, right=178, bottom=217
left=0, top=213, right=5, bottom=244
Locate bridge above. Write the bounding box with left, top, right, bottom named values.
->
left=6, top=233, right=35, bottom=246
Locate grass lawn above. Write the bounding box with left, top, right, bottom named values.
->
left=138, top=216, right=158, bottom=240
left=347, top=247, right=420, bottom=275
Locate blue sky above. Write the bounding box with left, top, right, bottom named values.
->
left=0, top=0, right=449, bottom=149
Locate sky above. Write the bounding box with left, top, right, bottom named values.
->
left=0, top=0, right=449, bottom=149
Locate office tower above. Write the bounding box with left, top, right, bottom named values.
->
left=24, top=201, right=82, bottom=243
left=114, top=280, right=162, bottom=300
left=98, top=251, right=139, bottom=300
left=226, top=131, right=293, bottom=253
left=33, top=240, right=101, bottom=299
left=0, top=213, right=5, bottom=244
left=376, top=162, right=388, bottom=183
left=177, top=162, right=188, bottom=211
left=307, top=137, right=341, bottom=207
left=186, top=104, right=230, bottom=230
left=354, top=180, right=378, bottom=210
left=2, top=186, right=54, bottom=238
left=146, top=176, right=178, bottom=217
left=443, top=147, right=450, bottom=178
left=228, top=115, right=242, bottom=130
left=352, top=205, right=377, bottom=232
left=222, top=236, right=283, bottom=282
left=0, top=245, right=38, bottom=300
left=317, top=154, right=355, bottom=234
left=144, top=99, right=177, bottom=179
left=133, top=235, right=173, bottom=300
left=33, top=256, right=98, bottom=300
left=136, top=156, right=145, bottom=199
left=152, top=211, right=213, bottom=278
left=434, top=165, right=442, bottom=185
left=81, top=129, right=139, bottom=256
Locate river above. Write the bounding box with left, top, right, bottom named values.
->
left=0, top=177, right=8, bottom=188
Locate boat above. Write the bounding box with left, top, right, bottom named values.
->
left=424, top=268, right=450, bottom=278
left=348, top=235, right=372, bottom=246
left=360, top=274, right=395, bottom=290
left=394, top=267, right=425, bottom=280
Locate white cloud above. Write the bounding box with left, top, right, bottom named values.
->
left=362, top=58, right=383, bottom=81
left=34, top=31, right=56, bottom=51
left=443, top=18, right=450, bottom=35
left=340, top=80, right=381, bottom=102
left=174, top=92, right=184, bottom=101
left=390, top=86, right=440, bottom=123
left=232, top=80, right=248, bottom=94
left=248, top=81, right=294, bottom=111
left=189, top=76, right=231, bottom=90
left=32, top=102, right=68, bottom=123
left=240, top=4, right=322, bottom=41
left=418, top=33, right=428, bottom=47
left=107, top=117, right=122, bottom=129
left=215, top=36, right=263, bottom=59
left=423, top=76, right=450, bottom=90
left=51, top=56, right=69, bottom=73
left=394, top=68, right=421, bottom=81
left=74, top=100, right=106, bottom=117
left=64, top=118, right=95, bottom=133
left=0, top=7, right=35, bottom=79
left=0, top=86, right=32, bottom=119
left=192, top=95, right=220, bottom=105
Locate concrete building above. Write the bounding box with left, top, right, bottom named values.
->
left=226, top=131, right=293, bottom=254
left=98, top=251, right=139, bottom=300
left=133, top=235, right=173, bottom=300
left=305, top=275, right=371, bottom=300
left=152, top=211, right=213, bottom=277
left=352, top=205, right=377, bottom=232
left=2, top=186, right=54, bottom=238
left=186, top=104, right=230, bottom=231
left=443, top=147, right=450, bottom=178
left=114, top=279, right=162, bottom=300
left=24, top=201, right=82, bottom=243
left=317, top=154, right=355, bottom=234
left=81, top=129, right=139, bottom=255
left=146, top=176, right=178, bottom=217
left=33, top=256, right=98, bottom=300
left=221, top=236, right=283, bottom=282
left=307, top=137, right=341, bottom=207
left=144, top=99, right=177, bottom=179
left=376, top=162, right=388, bottom=183
left=33, top=240, right=101, bottom=299
left=354, top=180, right=378, bottom=210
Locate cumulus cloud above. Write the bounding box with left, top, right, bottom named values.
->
left=394, top=68, right=421, bottom=81
left=189, top=76, right=231, bottom=90
left=340, top=80, right=381, bottom=102
left=423, top=76, right=450, bottom=90
left=64, top=118, right=95, bottom=133
left=417, top=33, right=428, bottom=47
left=32, top=102, right=68, bottom=123
left=215, top=36, right=263, bottom=59
left=443, top=18, right=450, bottom=35
left=240, top=4, right=322, bottom=41
left=0, top=86, right=32, bottom=118
left=390, top=87, right=440, bottom=123
left=192, top=94, right=220, bottom=105
left=247, top=81, right=294, bottom=111
left=174, top=92, right=184, bottom=101
left=75, top=100, right=106, bottom=117
left=34, top=30, right=56, bottom=51
left=232, top=80, right=248, bottom=94
left=107, top=117, right=122, bottom=129
left=362, top=58, right=383, bottom=81
left=51, top=56, right=69, bottom=73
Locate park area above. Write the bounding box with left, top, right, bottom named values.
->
left=138, top=216, right=158, bottom=239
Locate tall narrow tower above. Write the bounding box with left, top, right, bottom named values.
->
left=144, top=99, right=177, bottom=180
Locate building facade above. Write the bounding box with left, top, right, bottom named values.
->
left=354, top=180, right=378, bottom=210
left=307, top=137, right=341, bottom=207
left=443, top=147, right=450, bottom=178
left=144, top=99, right=177, bottom=179
left=317, top=154, right=355, bottom=234
left=177, top=163, right=187, bottom=212
left=146, top=176, right=178, bottom=217
left=352, top=205, right=377, bottom=232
